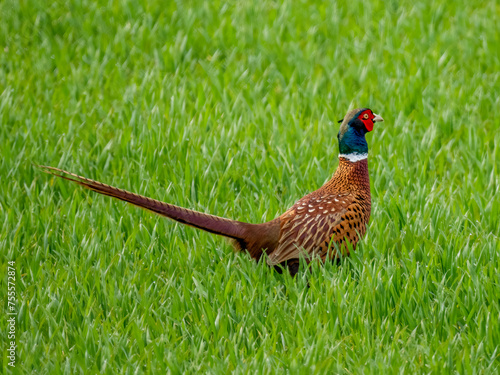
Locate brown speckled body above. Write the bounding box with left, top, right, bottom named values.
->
left=265, top=157, right=371, bottom=271
left=39, top=157, right=372, bottom=276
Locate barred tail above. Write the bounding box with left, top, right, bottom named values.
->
left=37, top=165, right=249, bottom=240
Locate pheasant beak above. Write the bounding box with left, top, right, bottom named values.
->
left=373, top=114, right=384, bottom=122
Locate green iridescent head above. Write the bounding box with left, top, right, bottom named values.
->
left=337, top=108, right=383, bottom=156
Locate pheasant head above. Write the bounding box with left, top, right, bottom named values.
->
left=337, top=108, right=383, bottom=160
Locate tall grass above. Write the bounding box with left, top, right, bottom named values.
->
left=1, top=0, right=499, bottom=373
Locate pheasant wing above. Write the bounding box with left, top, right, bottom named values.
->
left=266, top=192, right=355, bottom=266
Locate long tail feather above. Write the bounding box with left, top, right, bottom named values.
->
left=37, top=165, right=249, bottom=240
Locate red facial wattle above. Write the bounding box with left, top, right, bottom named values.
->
left=359, top=110, right=375, bottom=132
left=363, top=119, right=374, bottom=132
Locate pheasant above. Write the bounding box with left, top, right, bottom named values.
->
left=39, top=108, right=383, bottom=275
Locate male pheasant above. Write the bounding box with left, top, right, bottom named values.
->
left=40, top=108, right=383, bottom=275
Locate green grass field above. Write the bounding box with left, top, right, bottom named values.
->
left=1, top=0, right=500, bottom=373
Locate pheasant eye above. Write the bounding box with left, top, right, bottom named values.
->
left=363, top=113, right=369, bottom=119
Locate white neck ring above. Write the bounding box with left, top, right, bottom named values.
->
left=338, top=153, right=368, bottom=162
